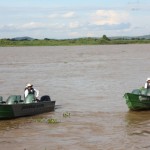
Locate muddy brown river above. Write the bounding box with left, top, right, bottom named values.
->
left=0, top=45, right=150, bottom=150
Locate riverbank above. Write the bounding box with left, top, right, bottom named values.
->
left=0, top=38, right=150, bottom=46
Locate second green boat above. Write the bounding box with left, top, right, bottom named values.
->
left=124, top=88, right=150, bottom=111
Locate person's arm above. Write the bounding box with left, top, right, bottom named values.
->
left=24, top=89, right=28, bottom=97
left=34, top=89, right=39, bottom=98
left=145, top=83, right=147, bottom=88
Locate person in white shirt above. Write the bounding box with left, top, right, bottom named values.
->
left=144, top=78, right=150, bottom=89
left=24, top=83, right=39, bottom=99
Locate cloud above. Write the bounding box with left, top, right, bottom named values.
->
left=100, top=23, right=131, bottom=30
left=48, top=13, right=59, bottom=19
left=21, top=22, right=46, bottom=30
left=0, top=24, right=18, bottom=32
left=62, top=12, right=75, bottom=18
left=69, top=32, right=80, bottom=37
left=48, top=11, right=76, bottom=19
left=0, top=22, right=48, bottom=32
left=69, top=21, right=80, bottom=29
left=91, top=10, right=129, bottom=25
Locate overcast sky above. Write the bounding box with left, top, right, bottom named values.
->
left=0, top=0, right=149, bottom=39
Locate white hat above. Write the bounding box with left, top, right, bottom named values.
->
left=26, top=83, right=33, bottom=87
left=146, top=78, right=150, bottom=81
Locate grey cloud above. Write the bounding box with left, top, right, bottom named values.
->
left=0, top=25, right=19, bottom=32
left=89, top=23, right=131, bottom=31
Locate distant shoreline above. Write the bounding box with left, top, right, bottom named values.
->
left=0, top=37, right=150, bottom=47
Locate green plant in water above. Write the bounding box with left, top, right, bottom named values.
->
left=47, top=118, right=59, bottom=124
left=63, top=112, right=71, bottom=118
left=36, top=118, right=46, bottom=123
left=35, top=117, right=59, bottom=124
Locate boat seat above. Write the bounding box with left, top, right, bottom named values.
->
left=25, top=94, right=35, bottom=103
left=16, top=95, right=21, bottom=102
left=146, top=89, right=150, bottom=96
left=0, top=96, right=6, bottom=103
left=0, top=96, right=3, bottom=102
left=6, top=95, right=21, bottom=104
left=132, top=89, right=141, bottom=95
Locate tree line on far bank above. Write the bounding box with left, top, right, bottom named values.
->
left=0, top=35, right=150, bottom=46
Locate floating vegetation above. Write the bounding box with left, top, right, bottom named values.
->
left=35, top=112, right=71, bottom=124
left=47, top=118, right=59, bottom=124
left=35, top=117, right=60, bottom=124
left=63, top=112, right=71, bottom=118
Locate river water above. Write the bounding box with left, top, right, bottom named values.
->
left=0, top=45, right=150, bottom=150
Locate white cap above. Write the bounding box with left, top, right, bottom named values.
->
left=146, top=78, right=150, bottom=81
left=26, top=83, right=33, bottom=87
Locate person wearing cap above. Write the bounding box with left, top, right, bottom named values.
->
left=24, top=83, right=39, bottom=99
left=144, top=78, right=150, bottom=89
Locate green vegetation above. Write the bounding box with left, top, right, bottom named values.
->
left=36, top=117, right=60, bottom=124
left=35, top=112, right=71, bottom=124
left=63, top=112, right=71, bottom=118
left=47, top=118, right=59, bottom=124
left=0, top=35, right=150, bottom=46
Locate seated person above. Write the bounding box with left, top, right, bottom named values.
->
left=145, top=78, right=150, bottom=89
left=24, top=83, right=39, bottom=101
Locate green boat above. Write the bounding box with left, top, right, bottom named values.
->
left=124, top=88, right=150, bottom=111
left=0, top=94, right=55, bottom=119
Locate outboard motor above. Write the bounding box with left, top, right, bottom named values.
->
left=40, top=95, right=51, bottom=102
